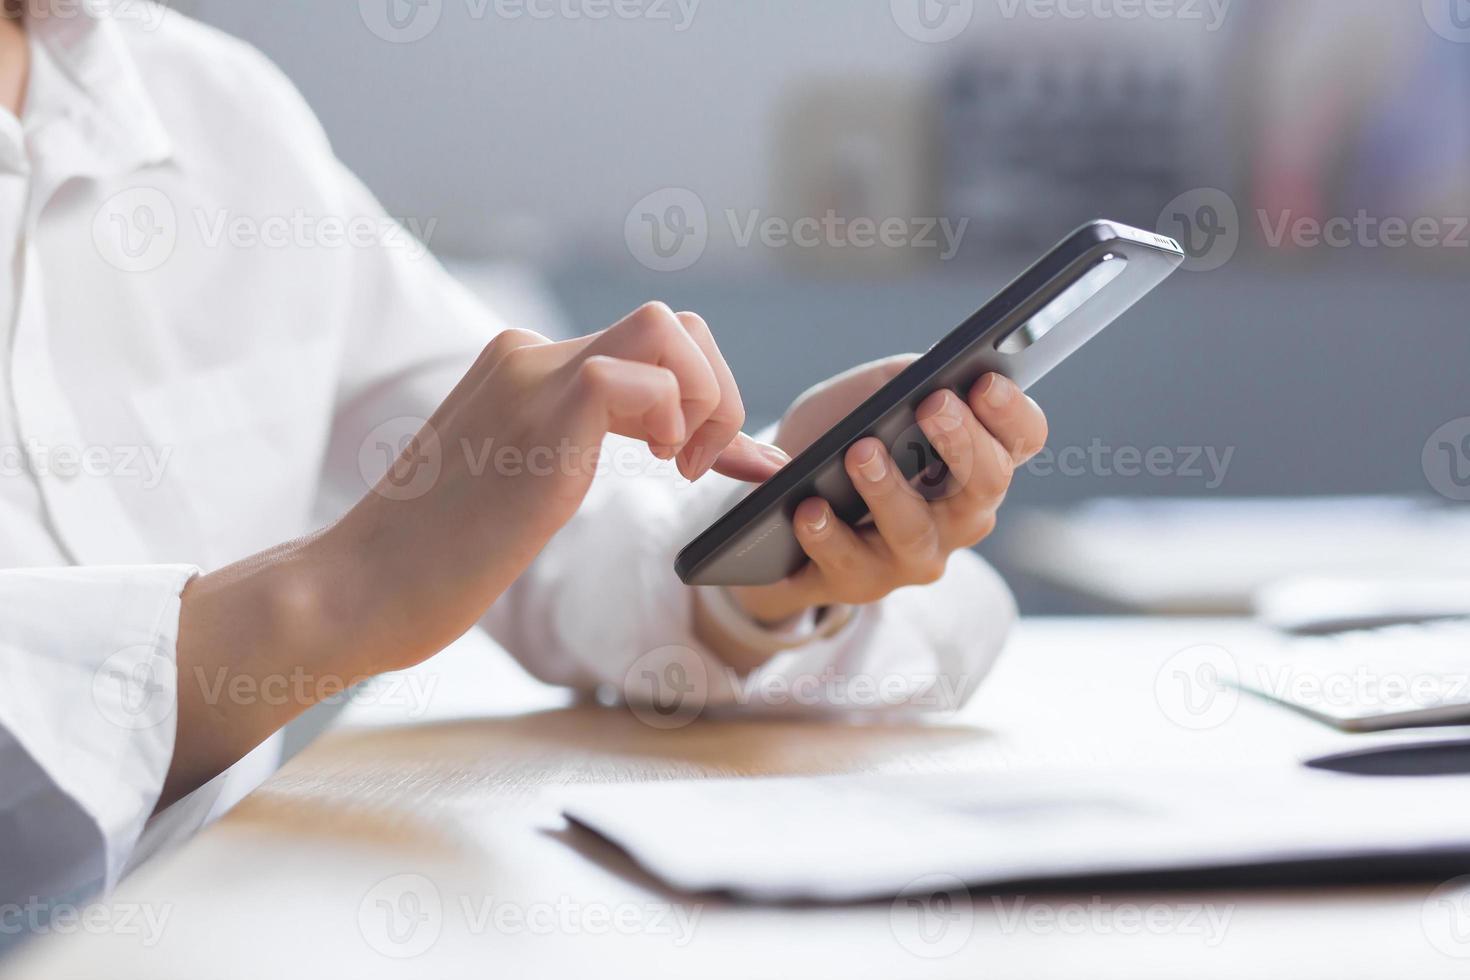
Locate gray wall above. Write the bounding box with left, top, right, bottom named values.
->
left=192, top=0, right=1237, bottom=259
left=549, top=262, right=1470, bottom=502
left=188, top=0, right=1468, bottom=506
left=192, top=0, right=947, bottom=257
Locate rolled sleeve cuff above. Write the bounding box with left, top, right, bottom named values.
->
left=549, top=439, right=1016, bottom=718
left=0, top=564, right=198, bottom=896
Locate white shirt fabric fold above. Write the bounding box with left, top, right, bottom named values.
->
left=0, top=0, right=1019, bottom=932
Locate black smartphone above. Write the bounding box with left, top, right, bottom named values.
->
left=675, top=220, right=1185, bottom=587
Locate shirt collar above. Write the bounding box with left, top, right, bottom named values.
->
left=23, top=2, right=174, bottom=180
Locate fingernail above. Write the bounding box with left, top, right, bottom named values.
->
left=808, top=509, right=830, bottom=534
left=983, top=374, right=1014, bottom=410
left=760, top=442, right=792, bottom=467
left=854, top=442, right=888, bottom=483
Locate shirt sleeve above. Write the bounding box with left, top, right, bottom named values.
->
left=304, top=159, right=1017, bottom=720
left=311, top=200, right=1021, bottom=715
left=0, top=564, right=196, bottom=913
left=478, top=444, right=1019, bottom=716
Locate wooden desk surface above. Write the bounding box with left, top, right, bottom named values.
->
left=7, top=619, right=1466, bottom=979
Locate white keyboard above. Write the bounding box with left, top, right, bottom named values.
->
left=1233, top=619, right=1470, bottom=732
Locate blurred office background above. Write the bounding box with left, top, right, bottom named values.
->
left=186, top=0, right=1470, bottom=613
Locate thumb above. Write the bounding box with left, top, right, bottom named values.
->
left=708, top=432, right=790, bottom=483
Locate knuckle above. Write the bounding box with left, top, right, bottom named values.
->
left=859, top=480, right=897, bottom=505
left=574, top=354, right=616, bottom=391
left=686, top=380, right=721, bottom=415
left=656, top=364, right=681, bottom=393
left=650, top=365, right=682, bottom=401
left=906, top=554, right=948, bottom=586
left=974, top=474, right=1010, bottom=503
left=827, top=549, right=868, bottom=579
left=817, top=543, right=871, bottom=582
left=482, top=328, right=544, bottom=369
left=893, top=523, right=941, bottom=559
left=710, top=391, right=745, bottom=429
left=675, top=310, right=711, bottom=337
left=834, top=581, right=885, bottom=606
left=969, top=455, right=1013, bottom=499
left=955, top=510, right=998, bottom=546
left=503, top=327, right=547, bottom=347
left=628, top=301, right=679, bottom=339
left=479, top=337, right=509, bottom=364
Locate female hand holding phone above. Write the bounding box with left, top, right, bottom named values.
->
left=165, top=221, right=1178, bottom=806
left=723, top=357, right=1050, bottom=627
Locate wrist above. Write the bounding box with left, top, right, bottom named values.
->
left=726, top=583, right=816, bottom=627
left=693, top=587, right=790, bottom=675
left=694, top=586, right=859, bottom=676
left=307, top=520, right=426, bottom=675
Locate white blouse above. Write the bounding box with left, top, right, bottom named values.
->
left=0, top=3, right=1016, bottom=927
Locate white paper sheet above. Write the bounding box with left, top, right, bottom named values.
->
left=563, top=767, right=1470, bottom=902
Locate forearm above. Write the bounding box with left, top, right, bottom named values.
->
left=160, top=531, right=366, bottom=809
